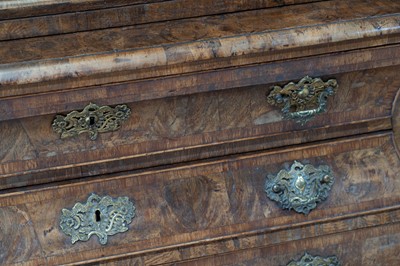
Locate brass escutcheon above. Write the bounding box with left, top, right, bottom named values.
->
left=60, top=193, right=136, bottom=245
left=286, top=253, right=340, bottom=266
left=265, top=161, right=334, bottom=215
left=52, top=103, right=131, bottom=140
left=267, top=76, right=338, bottom=125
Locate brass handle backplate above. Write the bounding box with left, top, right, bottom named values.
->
left=60, top=193, right=136, bottom=245
left=52, top=103, right=131, bottom=140
left=287, top=253, right=340, bottom=266
left=267, top=76, right=338, bottom=125
left=264, top=161, right=334, bottom=215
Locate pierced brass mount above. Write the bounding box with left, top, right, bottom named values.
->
left=267, top=76, right=338, bottom=125
left=52, top=103, right=131, bottom=140
left=265, top=161, right=334, bottom=215
left=287, top=253, right=340, bottom=266
left=60, top=193, right=136, bottom=245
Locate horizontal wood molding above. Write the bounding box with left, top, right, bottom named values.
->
left=0, top=65, right=398, bottom=190
left=0, top=117, right=392, bottom=190
left=0, top=0, right=399, bottom=100
left=0, top=0, right=166, bottom=20
left=0, top=0, right=321, bottom=40
left=1, top=13, right=399, bottom=87
left=168, top=221, right=400, bottom=266
left=1, top=44, right=399, bottom=121
left=1, top=132, right=400, bottom=265
left=2, top=2, right=399, bottom=265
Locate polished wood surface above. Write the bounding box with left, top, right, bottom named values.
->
left=0, top=133, right=399, bottom=265
left=0, top=0, right=321, bottom=40
left=0, top=0, right=166, bottom=20
left=1, top=1, right=399, bottom=265
left=2, top=42, right=400, bottom=121
left=1, top=66, right=398, bottom=189
left=172, top=222, right=400, bottom=266
left=0, top=0, right=399, bottom=102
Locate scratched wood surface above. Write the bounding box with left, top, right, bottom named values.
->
left=1, top=66, right=398, bottom=189
left=2, top=44, right=400, bottom=123
left=97, top=217, right=400, bottom=265
left=0, top=0, right=377, bottom=63
left=0, top=0, right=165, bottom=20
left=0, top=0, right=321, bottom=40
left=170, top=222, right=400, bottom=266
left=1, top=1, right=400, bottom=265
left=0, top=133, right=399, bottom=265
left=0, top=0, right=399, bottom=102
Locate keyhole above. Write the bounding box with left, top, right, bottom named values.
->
left=95, top=210, right=101, bottom=222
left=294, top=166, right=303, bottom=171
left=89, top=116, right=95, bottom=126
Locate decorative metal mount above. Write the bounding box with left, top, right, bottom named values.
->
left=264, top=161, right=334, bottom=215
left=266, top=76, right=338, bottom=125
left=60, top=193, right=136, bottom=245
left=287, top=253, right=340, bottom=266
left=52, top=103, right=131, bottom=140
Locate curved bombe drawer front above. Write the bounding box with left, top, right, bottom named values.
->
left=173, top=223, right=400, bottom=266
left=1, top=132, right=400, bottom=265
left=1, top=65, right=399, bottom=190
left=0, top=0, right=322, bottom=39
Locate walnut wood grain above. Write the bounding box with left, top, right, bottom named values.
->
left=0, top=0, right=165, bottom=20
left=171, top=222, right=400, bottom=266
left=0, top=132, right=399, bottom=265
left=0, top=0, right=322, bottom=40
left=0, top=206, right=44, bottom=265
left=1, top=2, right=398, bottom=265
left=2, top=43, right=400, bottom=122
left=97, top=210, right=400, bottom=265
left=0, top=66, right=397, bottom=190
left=0, top=0, right=399, bottom=99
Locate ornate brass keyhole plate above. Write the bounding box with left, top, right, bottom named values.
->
left=264, top=161, right=334, bottom=214
left=60, top=194, right=136, bottom=245
left=287, top=253, right=340, bottom=266
left=52, top=103, right=131, bottom=140
left=267, top=76, right=338, bottom=125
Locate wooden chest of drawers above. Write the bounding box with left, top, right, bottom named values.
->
left=1, top=0, right=400, bottom=265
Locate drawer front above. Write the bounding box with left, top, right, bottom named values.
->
left=1, top=132, right=400, bottom=265
left=3, top=1, right=398, bottom=99
left=0, top=64, right=399, bottom=189
left=172, top=223, right=400, bottom=266
left=0, top=0, right=323, bottom=40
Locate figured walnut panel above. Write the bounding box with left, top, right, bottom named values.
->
left=0, top=206, right=44, bottom=265
left=0, top=0, right=165, bottom=20
left=2, top=0, right=399, bottom=65
left=0, top=0, right=399, bottom=96
left=2, top=43, right=400, bottom=120
left=173, top=223, right=400, bottom=266
left=0, top=0, right=322, bottom=40
left=0, top=66, right=397, bottom=189
left=0, top=133, right=399, bottom=265
left=98, top=209, right=400, bottom=265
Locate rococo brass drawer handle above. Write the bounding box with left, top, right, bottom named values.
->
left=264, top=161, right=334, bottom=214
left=52, top=103, right=131, bottom=140
left=60, top=193, right=136, bottom=245
left=287, top=253, right=340, bottom=266
left=267, top=76, right=338, bottom=125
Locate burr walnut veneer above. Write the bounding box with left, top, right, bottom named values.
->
left=0, top=0, right=400, bottom=265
